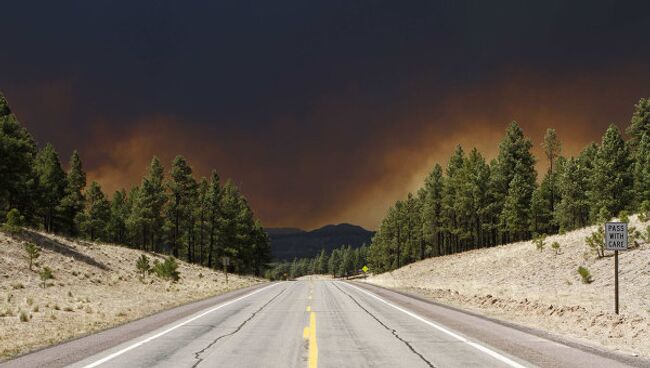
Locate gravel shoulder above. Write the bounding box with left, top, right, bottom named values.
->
left=365, top=216, right=650, bottom=358
left=0, top=230, right=265, bottom=361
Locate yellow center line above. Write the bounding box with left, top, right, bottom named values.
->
left=306, top=305, right=311, bottom=312
left=302, top=311, right=318, bottom=368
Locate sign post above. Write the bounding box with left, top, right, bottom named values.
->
left=221, top=256, right=230, bottom=285
left=605, top=222, right=627, bottom=314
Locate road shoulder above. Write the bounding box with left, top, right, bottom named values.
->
left=351, top=281, right=650, bottom=368
left=0, top=282, right=273, bottom=368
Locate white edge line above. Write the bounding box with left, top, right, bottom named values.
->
left=79, top=282, right=280, bottom=368
left=342, top=282, right=528, bottom=368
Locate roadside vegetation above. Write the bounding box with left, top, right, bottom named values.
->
left=0, top=92, right=271, bottom=277
left=367, top=97, right=650, bottom=273
left=0, top=91, right=270, bottom=360
left=266, top=245, right=369, bottom=280
left=0, top=230, right=263, bottom=360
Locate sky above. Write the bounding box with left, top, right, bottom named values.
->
left=1, top=1, right=649, bottom=230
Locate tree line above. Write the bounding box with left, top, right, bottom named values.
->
left=369, top=97, right=650, bottom=273
left=266, top=245, right=369, bottom=280
left=0, top=93, right=271, bottom=276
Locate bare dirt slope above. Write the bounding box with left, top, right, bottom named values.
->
left=365, top=216, right=650, bottom=358
left=0, top=230, right=265, bottom=361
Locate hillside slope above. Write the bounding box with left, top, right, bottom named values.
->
left=268, top=223, right=374, bottom=260
left=365, top=216, right=650, bottom=358
left=0, top=230, right=264, bottom=361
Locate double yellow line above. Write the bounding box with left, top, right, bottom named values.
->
left=303, top=283, right=318, bottom=368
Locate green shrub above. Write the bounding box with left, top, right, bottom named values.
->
left=551, top=241, right=560, bottom=255
left=152, top=257, right=180, bottom=282
left=619, top=212, right=641, bottom=249
left=618, top=210, right=630, bottom=224
left=642, top=226, right=650, bottom=244
left=136, top=254, right=151, bottom=280
left=19, top=310, right=29, bottom=322
left=639, top=201, right=650, bottom=222
left=24, top=242, right=40, bottom=271
left=577, top=266, right=593, bottom=284
left=585, top=226, right=605, bottom=258
left=1, top=209, right=23, bottom=234
left=533, top=234, right=546, bottom=252
left=39, top=267, right=54, bottom=288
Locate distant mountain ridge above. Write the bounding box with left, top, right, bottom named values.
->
left=266, top=223, right=374, bottom=260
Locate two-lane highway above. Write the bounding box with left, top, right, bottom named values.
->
left=3, top=281, right=649, bottom=368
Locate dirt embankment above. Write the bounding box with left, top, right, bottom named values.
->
left=0, top=230, right=265, bottom=361
left=366, top=216, right=650, bottom=358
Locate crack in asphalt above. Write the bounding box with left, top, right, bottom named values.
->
left=334, top=283, right=436, bottom=368
left=191, top=285, right=288, bottom=368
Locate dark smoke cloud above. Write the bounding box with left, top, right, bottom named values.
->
left=1, top=1, right=649, bottom=229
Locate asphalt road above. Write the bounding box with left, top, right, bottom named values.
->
left=3, top=280, right=649, bottom=368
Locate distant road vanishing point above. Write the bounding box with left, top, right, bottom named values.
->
left=2, top=281, right=649, bottom=368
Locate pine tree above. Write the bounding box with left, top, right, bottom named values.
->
left=140, top=157, right=167, bottom=251
left=531, top=151, right=565, bottom=236
left=626, top=97, right=650, bottom=154
left=555, top=158, right=591, bottom=231
left=483, top=159, right=502, bottom=246
left=206, top=171, right=222, bottom=268
left=0, top=93, right=38, bottom=222
left=33, top=144, right=66, bottom=232
left=402, top=193, right=421, bottom=264
left=541, top=128, right=562, bottom=215
left=392, top=201, right=405, bottom=268
left=420, top=164, right=444, bottom=256
left=501, top=171, right=536, bottom=240
left=234, top=193, right=258, bottom=273
left=588, top=125, right=633, bottom=220
left=196, top=177, right=209, bottom=265
left=529, top=176, right=553, bottom=235
left=633, top=133, right=650, bottom=205
left=24, top=242, right=40, bottom=271
left=219, top=181, right=239, bottom=267
left=454, top=148, right=476, bottom=250
left=82, top=182, right=110, bottom=240
left=441, top=146, right=465, bottom=253
left=367, top=223, right=392, bottom=273
left=339, top=245, right=353, bottom=277
left=59, top=151, right=86, bottom=236
left=108, top=190, right=128, bottom=243
left=316, top=249, right=329, bottom=274
left=217, top=180, right=262, bottom=274
left=463, top=148, right=490, bottom=248
left=289, top=258, right=298, bottom=279
left=328, top=248, right=341, bottom=277
left=494, top=122, right=537, bottom=242
left=251, top=220, right=271, bottom=276
left=168, top=156, right=197, bottom=259
left=186, top=182, right=199, bottom=264
left=357, top=244, right=368, bottom=269
left=126, top=186, right=147, bottom=248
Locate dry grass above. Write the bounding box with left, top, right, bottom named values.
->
left=366, top=215, right=650, bottom=358
left=0, top=230, right=265, bottom=361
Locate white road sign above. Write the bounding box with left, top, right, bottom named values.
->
left=605, top=222, right=628, bottom=251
